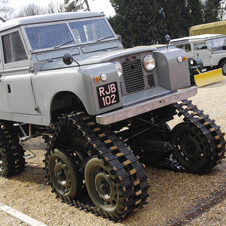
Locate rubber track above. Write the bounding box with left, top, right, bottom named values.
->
left=156, top=99, right=226, bottom=174
left=0, top=121, right=25, bottom=177
left=46, top=112, right=149, bottom=222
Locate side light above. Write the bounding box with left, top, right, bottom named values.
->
left=94, top=75, right=101, bottom=83
left=100, top=73, right=107, bottom=81
left=182, top=56, right=187, bottom=61
left=143, top=54, right=155, bottom=71
left=113, top=61, right=123, bottom=77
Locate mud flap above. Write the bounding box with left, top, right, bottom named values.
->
left=194, top=68, right=225, bottom=87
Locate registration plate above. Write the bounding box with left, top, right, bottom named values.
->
left=97, top=82, right=119, bottom=109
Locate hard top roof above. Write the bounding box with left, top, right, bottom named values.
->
left=170, top=34, right=225, bottom=44
left=0, top=11, right=104, bottom=32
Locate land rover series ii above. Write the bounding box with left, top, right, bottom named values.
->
left=0, top=12, right=225, bottom=221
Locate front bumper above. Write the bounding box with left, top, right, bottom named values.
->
left=96, top=86, right=197, bottom=125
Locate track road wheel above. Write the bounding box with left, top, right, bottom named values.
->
left=170, top=122, right=211, bottom=173
left=85, top=157, right=125, bottom=219
left=47, top=147, right=82, bottom=199
left=0, top=122, right=25, bottom=177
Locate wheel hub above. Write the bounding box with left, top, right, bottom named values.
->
left=54, top=162, right=69, bottom=187
left=0, top=149, right=3, bottom=172
left=95, top=173, right=112, bottom=200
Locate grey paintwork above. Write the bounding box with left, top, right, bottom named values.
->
left=0, top=12, right=196, bottom=126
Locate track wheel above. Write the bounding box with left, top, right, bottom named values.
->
left=47, top=148, right=82, bottom=199
left=85, top=157, right=125, bottom=218
left=0, top=122, right=25, bottom=177
left=170, top=122, right=211, bottom=173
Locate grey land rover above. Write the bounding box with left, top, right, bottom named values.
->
left=0, top=12, right=225, bottom=221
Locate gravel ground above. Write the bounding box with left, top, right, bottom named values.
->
left=1, top=79, right=226, bottom=226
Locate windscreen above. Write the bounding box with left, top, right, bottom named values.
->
left=206, top=37, right=226, bottom=52
left=25, top=18, right=114, bottom=50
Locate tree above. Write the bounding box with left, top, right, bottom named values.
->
left=159, top=0, right=203, bottom=39
left=64, top=0, right=91, bottom=12
left=110, top=0, right=163, bottom=48
left=16, top=3, right=47, bottom=17
left=0, top=0, right=13, bottom=22
left=47, top=2, right=66, bottom=14
left=203, top=0, right=221, bottom=22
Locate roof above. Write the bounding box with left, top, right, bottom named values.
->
left=190, top=20, right=226, bottom=36
left=170, top=34, right=225, bottom=44
left=0, top=11, right=104, bottom=32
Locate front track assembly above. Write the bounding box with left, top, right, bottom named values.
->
left=45, top=112, right=149, bottom=222
left=157, top=99, right=225, bottom=174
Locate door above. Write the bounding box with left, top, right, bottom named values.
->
left=1, top=30, right=37, bottom=115
left=193, top=41, right=211, bottom=66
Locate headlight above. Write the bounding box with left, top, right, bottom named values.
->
left=113, top=61, right=122, bottom=77
left=190, top=59, right=194, bottom=65
left=143, top=54, right=155, bottom=71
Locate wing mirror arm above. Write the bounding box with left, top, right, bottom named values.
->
left=63, top=53, right=80, bottom=67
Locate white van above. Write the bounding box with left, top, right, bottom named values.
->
left=170, top=34, right=226, bottom=74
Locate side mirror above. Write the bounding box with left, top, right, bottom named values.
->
left=165, top=34, right=171, bottom=49
left=63, top=53, right=74, bottom=65
left=165, top=34, right=171, bottom=44
left=63, top=53, right=80, bottom=67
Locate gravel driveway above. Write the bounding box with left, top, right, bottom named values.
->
left=1, top=79, right=226, bottom=226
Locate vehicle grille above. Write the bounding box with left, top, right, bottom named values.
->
left=147, top=74, right=155, bottom=88
left=121, top=59, right=145, bottom=94
left=120, top=57, right=155, bottom=96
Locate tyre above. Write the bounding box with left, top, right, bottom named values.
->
left=46, top=147, right=82, bottom=199
left=0, top=122, right=25, bottom=177
left=85, top=157, right=126, bottom=218
left=170, top=122, right=211, bottom=173
left=220, top=60, right=226, bottom=75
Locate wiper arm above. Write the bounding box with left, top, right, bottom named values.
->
left=54, top=39, right=74, bottom=49
left=97, top=35, right=114, bottom=41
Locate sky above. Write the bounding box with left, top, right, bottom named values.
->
left=7, top=0, right=115, bottom=17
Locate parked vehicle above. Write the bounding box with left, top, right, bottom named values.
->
left=0, top=12, right=225, bottom=221
left=170, top=34, right=226, bottom=75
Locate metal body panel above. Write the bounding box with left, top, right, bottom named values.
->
left=96, top=86, right=198, bottom=125
left=154, top=49, right=191, bottom=91
left=3, top=73, right=36, bottom=115
left=0, top=75, right=10, bottom=112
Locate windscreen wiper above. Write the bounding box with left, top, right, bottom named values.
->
left=54, top=39, right=74, bottom=49
left=97, top=35, right=114, bottom=41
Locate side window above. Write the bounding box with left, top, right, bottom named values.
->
left=2, top=31, right=28, bottom=63
left=176, top=44, right=191, bottom=52
left=194, top=42, right=208, bottom=50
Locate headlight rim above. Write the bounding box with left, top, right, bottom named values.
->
left=112, top=61, right=123, bottom=77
